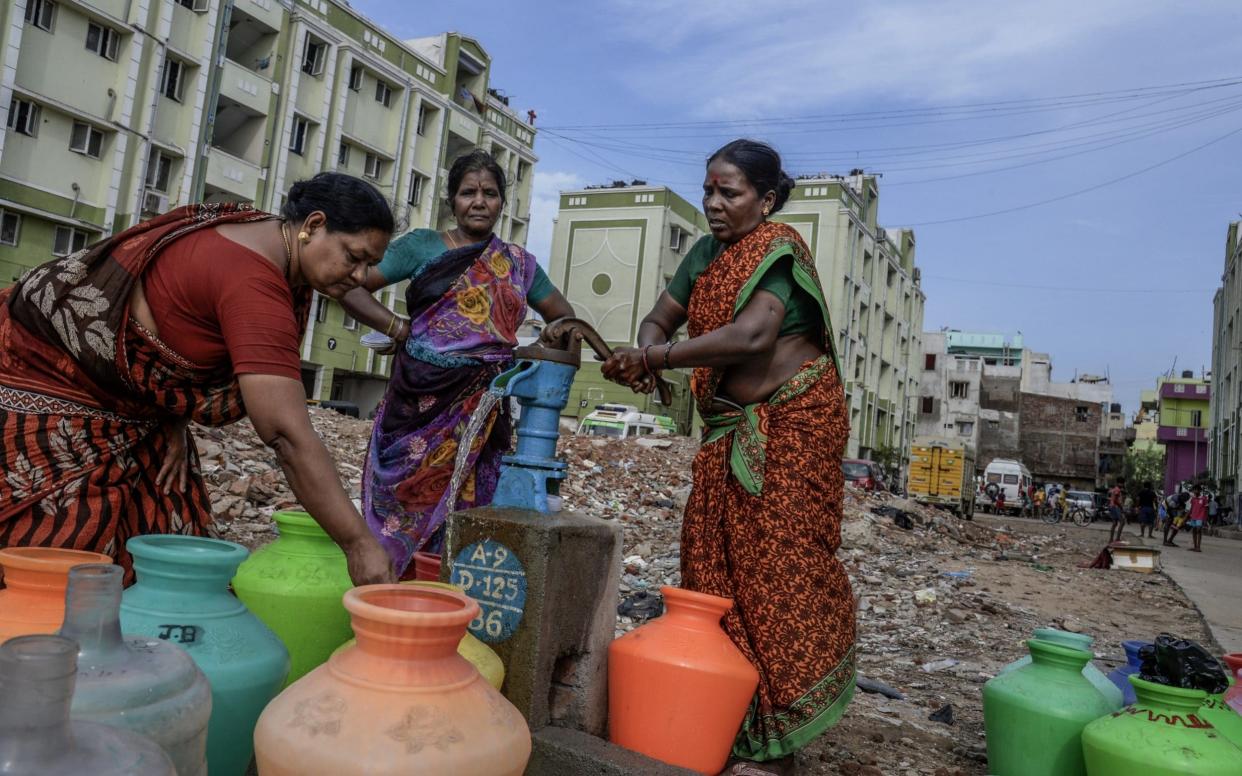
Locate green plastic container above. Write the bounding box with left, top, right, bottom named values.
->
left=121, top=535, right=290, bottom=776
left=983, top=639, right=1119, bottom=776
left=231, top=511, right=354, bottom=686
left=999, top=628, right=1125, bottom=708
left=1082, top=676, right=1242, bottom=775
left=1200, top=691, right=1242, bottom=750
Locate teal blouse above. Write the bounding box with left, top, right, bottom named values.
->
left=375, top=229, right=554, bottom=304
left=666, top=235, right=820, bottom=336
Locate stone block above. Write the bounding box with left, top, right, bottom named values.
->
left=525, top=726, right=697, bottom=776
left=444, top=506, right=621, bottom=736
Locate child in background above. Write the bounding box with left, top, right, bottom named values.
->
left=1172, top=485, right=1209, bottom=552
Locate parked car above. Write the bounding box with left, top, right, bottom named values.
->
left=1066, top=490, right=1101, bottom=511
left=843, top=459, right=885, bottom=492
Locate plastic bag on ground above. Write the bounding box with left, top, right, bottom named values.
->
left=1137, top=633, right=1228, bottom=694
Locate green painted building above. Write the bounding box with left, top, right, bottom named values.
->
left=546, top=184, right=709, bottom=432
left=0, top=0, right=537, bottom=413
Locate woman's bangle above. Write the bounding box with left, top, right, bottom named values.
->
left=663, top=342, right=674, bottom=370
left=641, top=345, right=653, bottom=375
left=385, top=315, right=400, bottom=337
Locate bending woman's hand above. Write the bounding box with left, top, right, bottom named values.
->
left=240, top=374, right=397, bottom=586
left=342, top=533, right=397, bottom=586
left=155, top=419, right=191, bottom=494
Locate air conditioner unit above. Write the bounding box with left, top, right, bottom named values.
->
left=876, top=226, right=887, bottom=241
left=143, top=191, right=168, bottom=214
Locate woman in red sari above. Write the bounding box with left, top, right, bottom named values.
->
left=0, top=173, right=396, bottom=585
left=603, top=140, right=853, bottom=776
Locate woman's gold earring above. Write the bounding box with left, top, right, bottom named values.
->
left=762, top=207, right=771, bottom=217
left=298, top=231, right=310, bottom=243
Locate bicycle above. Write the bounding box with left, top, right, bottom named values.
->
left=1065, top=503, right=1105, bottom=528
left=1041, top=502, right=1069, bottom=525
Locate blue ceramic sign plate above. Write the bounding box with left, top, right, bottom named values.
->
left=450, top=540, right=527, bottom=644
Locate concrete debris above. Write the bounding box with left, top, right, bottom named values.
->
left=202, top=414, right=1214, bottom=775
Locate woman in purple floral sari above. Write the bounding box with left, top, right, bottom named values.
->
left=342, top=151, right=573, bottom=576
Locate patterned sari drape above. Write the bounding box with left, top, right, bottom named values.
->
left=681, top=221, right=856, bottom=760
left=0, top=204, right=310, bottom=578
left=363, top=235, right=537, bottom=576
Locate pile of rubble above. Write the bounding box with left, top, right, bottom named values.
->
left=202, top=412, right=1213, bottom=775
left=194, top=409, right=370, bottom=549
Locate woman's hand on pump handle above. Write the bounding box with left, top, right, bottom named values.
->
left=602, top=346, right=660, bottom=395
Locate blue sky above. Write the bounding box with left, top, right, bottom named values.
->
left=354, top=0, right=1242, bottom=413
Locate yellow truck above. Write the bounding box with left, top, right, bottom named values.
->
left=907, top=439, right=976, bottom=518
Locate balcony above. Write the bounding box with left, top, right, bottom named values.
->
left=235, top=0, right=284, bottom=34
left=1160, top=382, right=1210, bottom=400
left=204, top=148, right=262, bottom=203
left=1157, top=426, right=1209, bottom=445
left=448, top=107, right=481, bottom=145
left=220, top=59, right=272, bottom=117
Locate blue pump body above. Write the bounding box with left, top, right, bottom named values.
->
left=489, top=357, right=577, bottom=512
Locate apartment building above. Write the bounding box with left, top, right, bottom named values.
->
left=914, top=331, right=983, bottom=453
left=1156, top=372, right=1210, bottom=493
left=0, top=0, right=537, bottom=412
left=545, top=183, right=708, bottom=432
left=775, top=174, right=925, bottom=467
left=1211, top=220, right=1241, bottom=499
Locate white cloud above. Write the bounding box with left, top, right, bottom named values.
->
left=608, top=0, right=1235, bottom=116
left=524, top=169, right=583, bottom=267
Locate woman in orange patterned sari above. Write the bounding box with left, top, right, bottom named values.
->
left=603, top=140, right=853, bottom=775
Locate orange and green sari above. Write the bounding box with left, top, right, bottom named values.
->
left=681, top=220, right=855, bottom=761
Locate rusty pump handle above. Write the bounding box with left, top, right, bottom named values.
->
left=537, top=318, right=673, bottom=406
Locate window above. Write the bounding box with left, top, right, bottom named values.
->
left=7, top=98, right=40, bottom=137
left=337, top=141, right=349, bottom=166
left=415, top=104, right=429, bottom=136
left=924, top=353, right=936, bottom=370
left=407, top=171, right=425, bottom=206
left=85, top=22, right=120, bottom=61
left=176, top=0, right=209, bottom=9
left=950, top=381, right=969, bottom=399
left=25, top=0, right=55, bottom=31
left=301, top=34, right=325, bottom=76
left=920, top=396, right=933, bottom=414
left=0, top=211, right=20, bottom=246
left=517, top=162, right=529, bottom=182
left=348, top=65, right=363, bottom=91
left=161, top=59, right=184, bottom=102
left=1191, top=410, right=1203, bottom=427
left=69, top=122, right=104, bottom=158
left=314, top=294, right=328, bottom=322
left=364, top=152, right=381, bottom=179
left=52, top=226, right=88, bottom=256
left=957, top=421, right=974, bottom=436
left=289, top=117, right=308, bottom=156
left=145, top=148, right=173, bottom=192
left=669, top=225, right=686, bottom=252
left=1075, top=406, right=1090, bottom=422
left=374, top=80, right=392, bottom=107
left=988, top=419, right=999, bottom=429
left=343, top=312, right=358, bottom=331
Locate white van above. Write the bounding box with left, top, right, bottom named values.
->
left=575, top=404, right=677, bottom=439
left=982, top=458, right=1032, bottom=510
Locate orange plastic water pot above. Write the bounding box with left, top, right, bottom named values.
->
left=608, top=586, right=759, bottom=774
left=253, top=584, right=530, bottom=775
left=0, top=547, right=112, bottom=643
left=413, top=551, right=442, bottom=581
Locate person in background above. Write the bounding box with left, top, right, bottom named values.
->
left=1107, top=477, right=1126, bottom=543
left=1169, top=485, right=1208, bottom=552
left=1033, top=486, right=1046, bottom=515
left=1136, top=481, right=1158, bottom=539
left=1163, top=489, right=1190, bottom=547
left=0, top=174, right=397, bottom=585
left=340, top=150, right=574, bottom=578
left=602, top=139, right=851, bottom=775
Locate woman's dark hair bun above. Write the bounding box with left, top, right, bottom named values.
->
left=775, top=173, right=795, bottom=212
left=708, top=139, right=794, bottom=215
left=281, top=172, right=394, bottom=235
